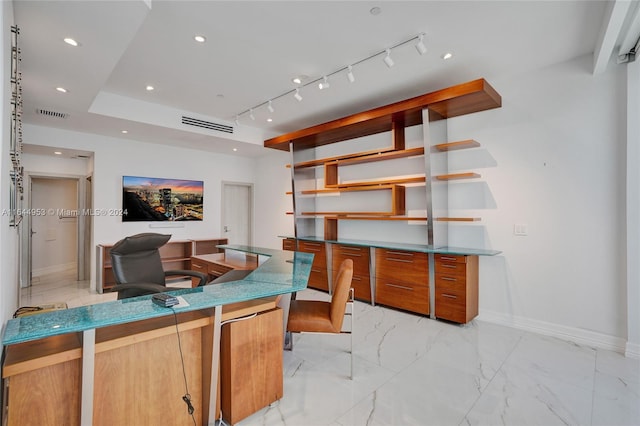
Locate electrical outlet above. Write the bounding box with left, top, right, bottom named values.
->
left=514, top=224, right=528, bottom=236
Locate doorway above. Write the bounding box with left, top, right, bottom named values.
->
left=21, top=174, right=92, bottom=289
left=221, top=182, right=253, bottom=245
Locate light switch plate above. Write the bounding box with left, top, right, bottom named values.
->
left=514, top=224, right=528, bottom=236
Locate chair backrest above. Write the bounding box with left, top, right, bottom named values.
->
left=110, top=233, right=171, bottom=286
left=329, top=259, right=354, bottom=332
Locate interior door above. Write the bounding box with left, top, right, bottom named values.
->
left=221, top=182, right=253, bottom=246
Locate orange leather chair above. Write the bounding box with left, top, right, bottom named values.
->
left=287, top=259, right=355, bottom=379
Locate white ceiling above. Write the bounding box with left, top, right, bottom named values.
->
left=11, top=1, right=630, bottom=158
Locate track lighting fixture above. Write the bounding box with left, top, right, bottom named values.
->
left=234, top=32, right=428, bottom=125
left=347, top=65, right=355, bottom=83
left=415, top=33, right=427, bottom=55
left=318, top=76, right=330, bottom=90
left=383, top=49, right=394, bottom=68
left=235, top=115, right=240, bottom=126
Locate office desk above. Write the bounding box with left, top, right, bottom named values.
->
left=2, top=247, right=313, bottom=426
left=190, top=251, right=258, bottom=285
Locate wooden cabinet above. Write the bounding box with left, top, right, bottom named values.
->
left=220, top=308, right=283, bottom=425
left=332, top=244, right=371, bottom=302
left=282, top=238, right=296, bottom=251
left=297, top=240, right=329, bottom=291
left=97, top=238, right=227, bottom=293
left=434, top=254, right=479, bottom=323
left=375, top=248, right=429, bottom=315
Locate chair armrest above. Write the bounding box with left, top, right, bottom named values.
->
left=164, top=269, right=208, bottom=287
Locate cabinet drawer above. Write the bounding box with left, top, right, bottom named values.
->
left=282, top=238, right=296, bottom=251
left=332, top=244, right=370, bottom=276
left=307, top=269, right=329, bottom=292
left=298, top=241, right=326, bottom=265
left=208, top=262, right=233, bottom=277
left=434, top=297, right=468, bottom=324
left=375, top=278, right=429, bottom=315
left=434, top=275, right=467, bottom=295
left=375, top=248, right=428, bottom=284
left=435, top=254, right=467, bottom=264
left=350, top=274, right=371, bottom=302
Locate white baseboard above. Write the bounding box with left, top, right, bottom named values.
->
left=626, top=342, right=640, bottom=359
left=33, top=262, right=76, bottom=277
left=478, top=309, right=628, bottom=354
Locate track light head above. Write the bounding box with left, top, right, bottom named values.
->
left=415, top=33, right=427, bottom=55
left=249, top=109, right=255, bottom=120
left=267, top=100, right=274, bottom=113
left=318, top=76, right=330, bottom=90
left=347, top=65, right=355, bottom=83
left=383, top=49, right=394, bottom=68
left=294, top=88, right=302, bottom=102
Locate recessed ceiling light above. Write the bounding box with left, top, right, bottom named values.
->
left=56, top=87, right=67, bottom=93
left=54, top=151, right=62, bottom=155
left=194, top=35, right=206, bottom=43
left=146, top=85, right=154, bottom=91
left=442, top=52, right=453, bottom=60
left=121, top=130, right=128, bottom=134
left=370, top=7, right=382, bottom=15
left=216, top=94, right=224, bottom=99
left=267, top=118, right=273, bottom=122
left=63, top=38, right=78, bottom=47
left=233, top=148, right=238, bottom=152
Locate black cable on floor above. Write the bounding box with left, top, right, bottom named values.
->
left=172, top=308, right=197, bottom=426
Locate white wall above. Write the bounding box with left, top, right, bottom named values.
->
left=447, top=54, right=627, bottom=350
left=253, top=149, right=294, bottom=249
left=22, top=124, right=257, bottom=292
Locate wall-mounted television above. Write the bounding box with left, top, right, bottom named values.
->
left=122, top=176, right=204, bottom=222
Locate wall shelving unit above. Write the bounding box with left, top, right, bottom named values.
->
left=267, top=78, right=501, bottom=322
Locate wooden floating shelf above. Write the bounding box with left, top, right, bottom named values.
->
left=435, top=217, right=481, bottom=222
left=433, top=139, right=480, bottom=152
left=435, top=172, right=481, bottom=181
left=293, top=147, right=397, bottom=169
left=335, top=147, right=424, bottom=166
left=264, top=78, right=501, bottom=151
left=326, top=215, right=428, bottom=221
left=301, top=183, right=404, bottom=195
left=326, top=176, right=426, bottom=189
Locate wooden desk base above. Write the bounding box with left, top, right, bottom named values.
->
left=2, top=299, right=282, bottom=426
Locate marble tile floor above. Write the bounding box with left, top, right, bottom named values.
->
left=19, top=272, right=640, bottom=426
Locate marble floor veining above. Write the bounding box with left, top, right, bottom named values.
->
left=19, top=270, right=640, bottom=426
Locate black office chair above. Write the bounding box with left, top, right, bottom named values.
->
left=110, top=233, right=208, bottom=299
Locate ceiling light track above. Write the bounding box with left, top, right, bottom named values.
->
left=234, top=32, right=427, bottom=124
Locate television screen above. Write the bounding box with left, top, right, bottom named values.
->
left=122, top=176, right=203, bottom=222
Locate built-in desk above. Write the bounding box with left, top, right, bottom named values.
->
left=190, top=251, right=259, bottom=285
left=2, top=246, right=313, bottom=426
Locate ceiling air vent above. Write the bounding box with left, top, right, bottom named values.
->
left=36, top=108, right=69, bottom=119
left=181, top=116, right=233, bottom=134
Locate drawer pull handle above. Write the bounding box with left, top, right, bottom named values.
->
left=440, top=256, right=458, bottom=261
left=386, top=283, right=413, bottom=291
left=311, top=268, right=322, bottom=273
left=442, top=293, right=457, bottom=299
left=342, top=253, right=362, bottom=257
left=192, top=264, right=204, bottom=269
left=341, top=247, right=362, bottom=251
left=441, top=264, right=457, bottom=269
left=441, top=277, right=457, bottom=282
left=304, top=248, right=322, bottom=252
left=386, top=258, right=414, bottom=263
left=303, top=242, right=322, bottom=247
left=352, top=276, right=362, bottom=281
left=385, top=251, right=413, bottom=257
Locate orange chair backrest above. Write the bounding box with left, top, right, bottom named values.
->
left=329, top=259, right=354, bottom=332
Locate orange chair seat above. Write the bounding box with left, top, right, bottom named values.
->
left=287, top=300, right=337, bottom=333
